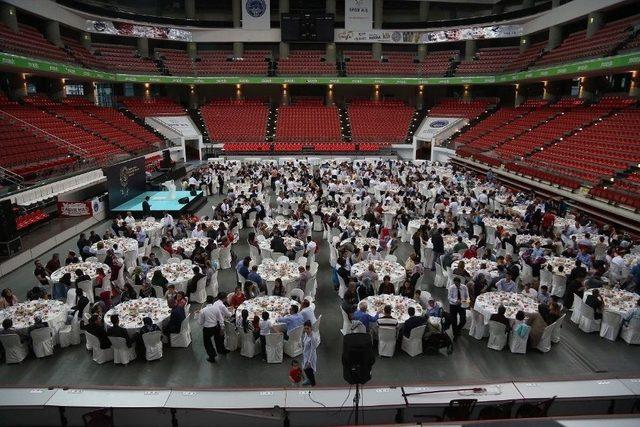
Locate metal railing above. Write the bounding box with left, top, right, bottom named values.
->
left=0, top=165, right=23, bottom=186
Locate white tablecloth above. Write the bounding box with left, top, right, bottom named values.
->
left=263, top=217, right=309, bottom=234
left=257, top=259, right=300, bottom=294
left=259, top=236, right=303, bottom=252
left=338, top=217, right=370, bottom=233
left=172, top=237, right=210, bottom=256
left=235, top=296, right=299, bottom=327
left=51, top=262, right=111, bottom=283
left=351, top=260, right=406, bottom=285
left=364, top=294, right=423, bottom=324
left=583, top=288, right=638, bottom=316
left=542, top=256, right=576, bottom=276
left=339, top=237, right=379, bottom=252
left=0, top=299, right=67, bottom=343
left=146, top=262, right=194, bottom=292
left=451, top=258, right=498, bottom=279
left=474, top=292, right=538, bottom=324
left=92, top=238, right=139, bottom=256
left=197, top=220, right=227, bottom=230
left=104, top=298, right=171, bottom=334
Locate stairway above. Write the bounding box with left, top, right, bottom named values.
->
left=188, top=108, right=211, bottom=144
left=265, top=103, right=278, bottom=144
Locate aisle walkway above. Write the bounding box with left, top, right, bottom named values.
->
left=0, top=186, right=638, bottom=389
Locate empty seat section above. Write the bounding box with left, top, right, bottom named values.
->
left=200, top=100, right=269, bottom=150
left=156, top=48, right=196, bottom=75
left=345, top=51, right=419, bottom=76
left=195, top=49, right=270, bottom=76
left=420, top=50, right=458, bottom=76
left=278, top=50, right=336, bottom=76
left=276, top=99, right=342, bottom=147
left=120, top=97, right=186, bottom=118
left=0, top=23, right=75, bottom=64
left=91, top=43, right=159, bottom=74
left=348, top=100, right=415, bottom=146
left=503, top=41, right=547, bottom=72
left=456, top=47, right=519, bottom=75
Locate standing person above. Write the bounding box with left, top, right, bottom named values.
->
left=448, top=277, right=469, bottom=338
left=142, top=196, right=152, bottom=217
left=301, top=320, right=318, bottom=387
left=431, top=229, right=444, bottom=271
left=258, top=311, right=272, bottom=362
left=197, top=296, right=220, bottom=363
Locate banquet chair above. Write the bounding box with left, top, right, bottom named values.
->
left=519, top=263, right=533, bottom=286
left=108, top=337, right=137, bottom=365
left=312, top=315, right=322, bottom=345
left=170, top=314, right=192, bottom=347
left=66, top=287, right=77, bottom=307
left=157, top=248, right=172, bottom=263
left=385, top=255, right=397, bottom=263
left=487, top=321, right=508, bottom=351
left=313, top=214, right=323, bottom=232
left=288, top=288, right=305, bottom=302
left=570, top=294, right=584, bottom=324
left=434, top=263, right=446, bottom=288
left=96, top=253, right=107, bottom=263
left=578, top=305, right=602, bottom=333
left=504, top=242, right=515, bottom=257
left=275, top=254, right=288, bottom=263
left=378, top=326, right=397, bottom=357
left=77, top=280, right=95, bottom=304
left=182, top=259, right=193, bottom=266
left=224, top=320, right=239, bottom=351
left=190, top=277, right=207, bottom=304
left=468, top=309, right=488, bottom=340
left=508, top=324, right=530, bottom=354
left=599, top=310, right=622, bottom=341
left=113, top=265, right=125, bottom=289
left=401, top=324, right=426, bottom=357
left=123, top=250, right=138, bottom=270
left=247, top=211, right=257, bottom=228
left=210, top=248, right=220, bottom=265
left=340, top=308, right=351, bottom=335
left=59, top=311, right=82, bottom=348
left=337, top=275, right=347, bottom=299
left=219, top=246, right=232, bottom=269
left=85, top=333, right=114, bottom=364
left=0, top=334, right=29, bottom=363
left=284, top=325, right=304, bottom=357
left=239, top=329, right=261, bottom=358
left=235, top=213, right=243, bottom=230
left=473, top=225, right=483, bottom=238
left=328, top=245, right=338, bottom=268
left=294, top=250, right=305, bottom=261
left=536, top=323, right=555, bottom=353
left=540, top=269, right=553, bottom=288
left=206, top=270, right=219, bottom=297
left=85, top=256, right=98, bottom=263
left=620, top=317, right=640, bottom=345
left=142, top=331, right=163, bottom=361
left=265, top=332, right=284, bottom=363
left=297, top=256, right=307, bottom=267
left=551, top=314, right=566, bottom=344
left=423, top=247, right=434, bottom=270
left=249, top=245, right=262, bottom=265
left=167, top=257, right=181, bottom=264
left=550, top=274, right=567, bottom=299
left=475, top=246, right=485, bottom=260
left=153, top=286, right=164, bottom=299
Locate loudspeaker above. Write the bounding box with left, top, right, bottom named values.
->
left=342, top=333, right=375, bottom=385
left=178, top=197, right=189, bottom=204
left=0, top=200, right=17, bottom=241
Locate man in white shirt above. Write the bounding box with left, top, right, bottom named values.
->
left=124, top=212, right=136, bottom=225
left=299, top=299, right=316, bottom=324
left=197, top=296, right=222, bottom=363
left=161, top=212, right=174, bottom=228
left=188, top=175, right=199, bottom=190
left=448, top=277, right=469, bottom=337
left=191, top=224, right=205, bottom=238
left=477, top=191, right=489, bottom=206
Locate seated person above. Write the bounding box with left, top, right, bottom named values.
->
left=377, top=305, right=398, bottom=328
left=85, top=314, right=111, bottom=349
left=107, top=314, right=132, bottom=347
left=489, top=305, right=511, bottom=332
left=403, top=306, right=428, bottom=338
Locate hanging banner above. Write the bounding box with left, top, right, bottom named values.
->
left=57, top=201, right=93, bottom=217
left=85, top=20, right=192, bottom=41
left=242, top=0, right=271, bottom=30
left=415, top=117, right=468, bottom=142
left=345, top=0, right=373, bottom=32
left=335, top=24, right=523, bottom=44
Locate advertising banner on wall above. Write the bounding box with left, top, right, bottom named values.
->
left=335, top=24, right=522, bottom=44
left=57, top=201, right=93, bottom=217
left=103, top=157, right=146, bottom=210
left=345, top=0, right=373, bottom=31
left=85, top=20, right=192, bottom=41
left=242, top=0, right=271, bottom=30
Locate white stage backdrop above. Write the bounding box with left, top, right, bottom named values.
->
left=242, top=0, right=271, bottom=30
left=345, top=0, right=373, bottom=31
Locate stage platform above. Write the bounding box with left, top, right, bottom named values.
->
left=110, top=190, right=206, bottom=215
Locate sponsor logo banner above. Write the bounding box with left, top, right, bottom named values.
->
left=86, top=20, right=192, bottom=41
left=242, top=0, right=271, bottom=30
left=335, top=24, right=522, bottom=44
left=57, top=201, right=92, bottom=217
left=345, top=0, right=373, bottom=32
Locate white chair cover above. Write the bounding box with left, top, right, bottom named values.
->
left=337, top=274, right=347, bottom=299
left=206, top=270, right=219, bottom=297
left=551, top=274, right=567, bottom=298
left=266, top=333, right=284, bottom=363
left=170, top=314, right=192, bottom=347
left=219, top=246, right=232, bottom=269
left=283, top=325, right=304, bottom=357
left=385, top=255, right=397, bottom=263
left=508, top=324, right=530, bottom=354
left=570, top=294, right=583, bottom=324
left=540, top=269, right=553, bottom=288
left=85, top=333, right=114, bottom=364
left=313, top=214, right=323, bottom=232
left=599, top=310, right=622, bottom=341
left=536, top=323, right=555, bottom=353
left=401, top=325, right=426, bottom=357
left=579, top=304, right=602, bottom=333
left=249, top=245, right=262, bottom=265
left=340, top=308, right=351, bottom=335
left=77, top=280, right=94, bottom=304
left=620, top=317, right=640, bottom=345
left=276, top=255, right=289, bottom=264
left=30, top=327, right=54, bottom=358
left=0, top=334, right=29, bottom=363
left=378, top=326, right=397, bottom=357
left=59, top=311, right=81, bottom=348
left=434, top=263, right=446, bottom=288
left=65, top=287, right=77, bottom=307
left=142, top=330, right=163, bottom=361
left=468, top=309, right=488, bottom=340
left=312, top=314, right=322, bottom=345
left=487, top=321, right=508, bottom=351
left=124, top=250, right=138, bottom=270
left=224, top=321, right=239, bottom=351
left=190, top=277, right=207, bottom=304
left=86, top=256, right=98, bottom=263
left=109, top=336, right=137, bottom=364
left=167, top=257, right=181, bottom=264
left=239, top=329, right=260, bottom=358
left=288, top=288, right=305, bottom=302
left=551, top=314, right=566, bottom=344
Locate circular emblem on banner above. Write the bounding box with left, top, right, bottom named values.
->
left=93, top=199, right=100, bottom=213
left=430, top=120, right=449, bottom=128
left=93, top=21, right=107, bottom=32
left=246, top=0, right=267, bottom=18
left=391, top=31, right=402, bottom=42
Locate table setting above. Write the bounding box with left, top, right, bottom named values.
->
left=542, top=256, right=577, bottom=276
left=257, top=259, right=301, bottom=294
left=259, top=236, right=304, bottom=252
left=583, top=288, right=639, bottom=316
left=474, top=291, right=539, bottom=324
left=338, top=237, right=379, bottom=252
left=146, top=262, right=195, bottom=292
left=103, top=298, right=171, bottom=335
left=363, top=294, right=423, bottom=324
left=338, top=217, right=370, bottom=233
left=172, top=237, right=210, bottom=256
left=262, top=217, right=309, bottom=234
left=51, top=261, right=111, bottom=283
left=451, top=258, right=498, bottom=279
left=441, top=235, right=475, bottom=252
left=351, top=260, right=406, bottom=286
left=91, top=237, right=139, bottom=256
left=196, top=219, right=227, bottom=231
left=235, top=296, right=300, bottom=327
left=516, top=234, right=553, bottom=246
left=0, top=299, right=67, bottom=343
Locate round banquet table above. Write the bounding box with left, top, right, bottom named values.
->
left=0, top=299, right=67, bottom=343
left=146, top=262, right=195, bottom=293
left=542, top=256, right=576, bottom=276
left=104, top=298, right=171, bottom=336
left=440, top=235, right=475, bottom=252
left=50, top=261, right=111, bottom=283
left=257, top=259, right=301, bottom=295
left=570, top=233, right=607, bottom=246
left=515, top=234, right=552, bottom=246
left=583, top=288, right=639, bottom=316
left=196, top=219, right=227, bottom=230
left=263, top=217, right=310, bottom=234
left=351, top=260, right=406, bottom=291
left=474, top=291, right=539, bottom=324
left=623, top=254, right=640, bottom=269
left=451, top=258, right=498, bottom=279
left=339, top=237, right=379, bottom=252
left=235, top=296, right=300, bottom=328
left=258, top=236, right=303, bottom=253
left=407, top=218, right=438, bottom=239
left=338, top=217, right=370, bottom=234
left=172, top=237, right=210, bottom=257
left=363, top=294, right=423, bottom=325
left=91, top=238, right=139, bottom=256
